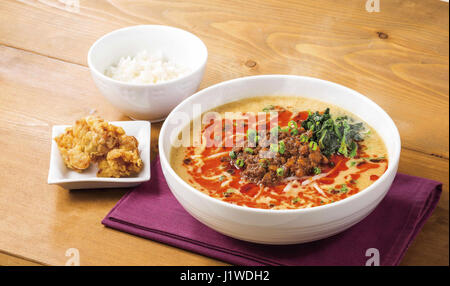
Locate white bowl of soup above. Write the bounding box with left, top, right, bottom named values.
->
left=159, top=75, right=401, bottom=244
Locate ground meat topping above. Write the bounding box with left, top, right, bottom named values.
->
left=229, top=125, right=329, bottom=186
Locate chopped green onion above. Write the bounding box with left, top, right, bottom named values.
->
left=290, top=128, right=299, bottom=136
left=270, top=143, right=278, bottom=153
left=280, top=127, right=290, bottom=132
left=341, top=184, right=348, bottom=192
left=244, top=147, right=254, bottom=154
left=262, top=105, right=275, bottom=112
left=247, top=129, right=258, bottom=144
left=236, top=158, right=244, bottom=168
left=278, top=141, right=286, bottom=154
left=229, top=150, right=237, bottom=159
left=292, top=197, right=300, bottom=204
left=270, top=126, right=280, bottom=137
left=313, top=167, right=321, bottom=175
left=300, top=134, right=309, bottom=143
left=309, top=141, right=318, bottom=151
left=247, top=128, right=256, bottom=137
left=276, top=167, right=284, bottom=177
left=288, top=120, right=298, bottom=129
left=218, top=175, right=226, bottom=182
left=223, top=188, right=236, bottom=197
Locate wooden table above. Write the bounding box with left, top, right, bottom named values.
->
left=0, top=0, right=448, bottom=266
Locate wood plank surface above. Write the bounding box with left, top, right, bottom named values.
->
left=1, top=0, right=448, bottom=158
left=0, top=0, right=448, bottom=266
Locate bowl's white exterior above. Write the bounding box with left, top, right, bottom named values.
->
left=88, top=25, right=208, bottom=121
left=159, top=75, right=401, bottom=245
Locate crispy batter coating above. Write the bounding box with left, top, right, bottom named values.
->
left=97, top=136, right=143, bottom=178
left=54, top=116, right=143, bottom=177
left=54, top=126, right=91, bottom=171
left=74, top=116, right=125, bottom=161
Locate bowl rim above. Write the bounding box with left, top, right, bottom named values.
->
left=159, top=74, right=401, bottom=214
left=87, top=24, right=208, bottom=88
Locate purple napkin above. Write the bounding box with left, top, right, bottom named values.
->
left=102, top=157, right=442, bottom=266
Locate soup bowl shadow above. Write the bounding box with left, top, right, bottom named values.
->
left=159, top=75, right=401, bottom=245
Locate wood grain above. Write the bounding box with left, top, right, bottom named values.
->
left=0, top=45, right=226, bottom=266
left=0, top=250, right=44, bottom=266
left=1, top=0, right=448, bottom=158
left=0, top=0, right=448, bottom=266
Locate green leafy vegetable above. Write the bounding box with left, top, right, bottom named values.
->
left=301, top=108, right=365, bottom=157
left=349, top=141, right=358, bottom=158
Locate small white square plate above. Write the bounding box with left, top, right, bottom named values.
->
left=48, top=121, right=151, bottom=189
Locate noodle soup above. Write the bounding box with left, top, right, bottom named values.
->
left=171, top=96, right=388, bottom=210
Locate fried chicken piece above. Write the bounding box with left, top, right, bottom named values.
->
left=97, top=136, right=143, bottom=178
left=54, top=116, right=138, bottom=176
left=54, top=127, right=91, bottom=171
left=74, top=116, right=125, bottom=161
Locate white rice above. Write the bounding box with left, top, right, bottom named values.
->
left=105, top=50, right=190, bottom=84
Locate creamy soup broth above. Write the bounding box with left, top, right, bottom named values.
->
left=171, top=96, right=388, bottom=210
